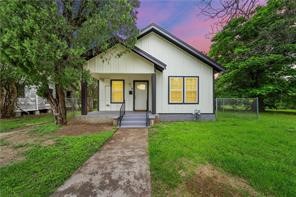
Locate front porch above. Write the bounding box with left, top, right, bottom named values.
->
left=78, top=43, right=167, bottom=128
left=94, top=73, right=155, bottom=112
left=76, top=111, right=156, bottom=128
left=80, top=72, right=157, bottom=118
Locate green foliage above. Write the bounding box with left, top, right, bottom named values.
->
left=210, top=0, right=296, bottom=109
left=0, top=64, right=25, bottom=88
left=0, top=0, right=139, bottom=123
left=149, top=113, right=296, bottom=196
left=0, top=131, right=113, bottom=196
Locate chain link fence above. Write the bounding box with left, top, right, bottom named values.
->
left=215, top=98, right=259, bottom=119
left=65, top=97, right=98, bottom=119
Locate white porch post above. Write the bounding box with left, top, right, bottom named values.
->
left=97, top=80, right=100, bottom=111
left=151, top=69, right=156, bottom=114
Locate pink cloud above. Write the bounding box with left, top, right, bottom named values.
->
left=137, top=1, right=220, bottom=53
left=169, top=10, right=217, bottom=53
left=187, top=36, right=212, bottom=53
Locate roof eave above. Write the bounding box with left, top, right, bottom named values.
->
left=138, top=24, right=225, bottom=72
left=132, top=46, right=166, bottom=72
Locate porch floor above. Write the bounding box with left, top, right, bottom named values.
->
left=77, top=111, right=152, bottom=127
left=87, top=111, right=149, bottom=116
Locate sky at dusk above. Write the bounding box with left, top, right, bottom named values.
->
left=136, top=0, right=218, bottom=53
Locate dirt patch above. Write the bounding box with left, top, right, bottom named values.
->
left=186, top=165, right=259, bottom=197
left=4, top=131, right=36, bottom=145
left=0, top=126, right=33, bottom=139
left=0, top=127, right=54, bottom=167
left=42, top=139, right=55, bottom=146
left=0, top=146, right=26, bottom=166
left=56, top=121, right=114, bottom=136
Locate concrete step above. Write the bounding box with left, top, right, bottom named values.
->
left=123, top=115, right=146, bottom=118
left=119, top=113, right=148, bottom=128
left=120, top=125, right=147, bottom=128
left=121, top=120, right=146, bottom=125
left=122, top=116, right=146, bottom=121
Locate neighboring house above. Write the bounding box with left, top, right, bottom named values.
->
left=81, top=24, right=224, bottom=127
left=15, top=85, right=77, bottom=117
left=15, top=86, right=51, bottom=116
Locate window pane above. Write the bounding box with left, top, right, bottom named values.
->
left=170, top=77, right=183, bottom=103
left=111, top=81, right=123, bottom=102
left=185, top=77, right=198, bottom=103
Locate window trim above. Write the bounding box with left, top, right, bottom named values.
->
left=168, top=76, right=199, bottom=104
left=110, top=79, right=125, bottom=104
left=168, top=76, right=184, bottom=104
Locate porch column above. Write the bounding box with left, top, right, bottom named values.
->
left=81, top=80, right=88, bottom=115
left=97, top=80, right=100, bottom=111
left=151, top=71, right=156, bottom=114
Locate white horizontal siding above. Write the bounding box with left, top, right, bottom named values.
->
left=136, top=32, right=214, bottom=114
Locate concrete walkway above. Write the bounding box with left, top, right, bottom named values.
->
left=52, top=128, right=151, bottom=197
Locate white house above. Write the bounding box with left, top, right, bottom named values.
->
left=81, top=24, right=224, bottom=127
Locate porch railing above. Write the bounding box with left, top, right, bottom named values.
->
left=118, top=101, right=125, bottom=127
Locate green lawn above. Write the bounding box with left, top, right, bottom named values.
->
left=0, top=114, right=54, bottom=133
left=0, top=111, right=80, bottom=133
left=0, top=131, right=113, bottom=196
left=149, top=113, right=296, bottom=196
left=266, top=109, right=296, bottom=115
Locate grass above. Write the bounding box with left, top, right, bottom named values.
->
left=0, top=139, right=10, bottom=146
left=0, top=131, right=113, bottom=197
left=32, top=122, right=61, bottom=135
left=0, top=111, right=80, bottom=133
left=0, top=114, right=54, bottom=133
left=266, top=109, right=296, bottom=115
left=149, top=113, right=296, bottom=196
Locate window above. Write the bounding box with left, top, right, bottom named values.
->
left=111, top=80, right=124, bottom=103
left=17, top=84, right=25, bottom=98
left=168, top=76, right=199, bottom=104
left=66, top=91, right=72, bottom=98
left=169, top=77, right=183, bottom=103
left=185, top=77, right=198, bottom=103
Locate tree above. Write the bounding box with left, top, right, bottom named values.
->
left=199, top=0, right=261, bottom=32
left=209, top=0, right=296, bottom=111
left=0, top=0, right=139, bottom=124
left=0, top=64, right=26, bottom=118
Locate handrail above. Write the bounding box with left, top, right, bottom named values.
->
left=118, top=101, right=125, bottom=127
left=146, top=111, right=149, bottom=127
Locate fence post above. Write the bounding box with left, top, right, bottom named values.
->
left=215, top=98, right=218, bottom=119
left=256, top=97, right=259, bottom=118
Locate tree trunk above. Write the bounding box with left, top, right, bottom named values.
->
left=0, top=82, right=18, bottom=118
left=46, top=84, right=67, bottom=125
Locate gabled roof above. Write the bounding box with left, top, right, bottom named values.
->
left=85, top=44, right=166, bottom=72
left=132, top=46, right=166, bottom=71
left=138, top=23, right=225, bottom=72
